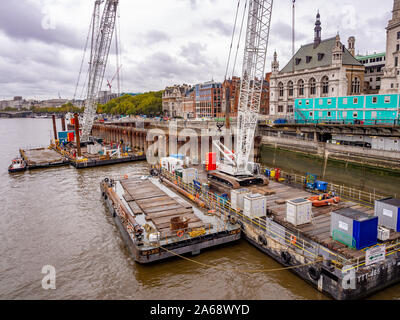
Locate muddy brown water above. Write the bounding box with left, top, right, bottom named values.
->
left=0, top=118, right=398, bottom=300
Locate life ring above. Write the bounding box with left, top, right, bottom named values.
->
left=290, top=235, right=297, bottom=245
left=281, top=251, right=291, bottom=264
left=177, top=230, right=184, bottom=238
left=308, top=266, right=321, bottom=281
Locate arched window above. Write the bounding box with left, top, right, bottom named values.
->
left=278, top=82, right=284, bottom=97
left=352, top=77, right=360, bottom=94
left=298, top=79, right=304, bottom=96
left=288, top=81, right=294, bottom=97
left=322, top=76, right=329, bottom=94
left=309, top=78, right=316, bottom=96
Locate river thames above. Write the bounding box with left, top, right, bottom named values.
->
left=0, top=118, right=399, bottom=300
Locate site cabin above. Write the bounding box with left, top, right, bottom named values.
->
left=295, top=94, right=400, bottom=125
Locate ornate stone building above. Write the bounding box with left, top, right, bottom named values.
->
left=380, top=0, right=400, bottom=93
left=162, top=84, right=192, bottom=118
left=269, top=12, right=365, bottom=117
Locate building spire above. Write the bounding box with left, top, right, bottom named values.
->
left=314, top=11, right=322, bottom=48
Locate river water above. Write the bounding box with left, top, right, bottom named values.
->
left=0, top=118, right=398, bottom=300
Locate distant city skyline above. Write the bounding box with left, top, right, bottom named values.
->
left=0, top=0, right=391, bottom=100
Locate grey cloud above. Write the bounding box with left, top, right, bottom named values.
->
left=203, top=19, right=232, bottom=36
left=0, top=0, right=82, bottom=48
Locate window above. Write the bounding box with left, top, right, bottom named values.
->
left=328, top=99, right=332, bottom=105
left=397, top=31, right=400, bottom=39
left=298, top=79, right=304, bottom=96
left=352, top=77, right=360, bottom=94
left=306, top=56, right=312, bottom=63
left=328, top=111, right=332, bottom=117
left=309, top=78, right=316, bottom=95
left=353, top=112, right=358, bottom=118
left=397, top=44, right=400, bottom=51
left=298, top=101, right=302, bottom=106
left=343, top=98, right=348, bottom=105
left=317, top=53, right=324, bottom=61
left=287, top=105, right=294, bottom=113
left=319, top=111, right=323, bottom=117
left=372, top=96, right=377, bottom=103
left=385, top=96, right=391, bottom=103
left=396, top=57, right=399, bottom=67
left=319, top=99, right=323, bottom=105
left=372, top=111, right=377, bottom=119
left=343, top=111, right=347, bottom=119
left=295, top=58, right=301, bottom=65
left=353, top=97, right=358, bottom=104
left=278, top=105, right=284, bottom=113
left=322, top=76, right=329, bottom=94
left=288, top=81, right=294, bottom=97
left=309, top=112, right=314, bottom=117
left=278, top=82, right=284, bottom=97
left=306, top=100, right=310, bottom=105
left=377, top=77, right=381, bottom=81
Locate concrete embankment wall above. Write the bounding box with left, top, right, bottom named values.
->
left=261, top=135, right=400, bottom=171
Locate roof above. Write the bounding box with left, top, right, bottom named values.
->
left=378, top=197, right=400, bottom=208
left=334, top=208, right=375, bottom=222
left=356, top=52, right=386, bottom=60
left=280, top=37, right=363, bottom=74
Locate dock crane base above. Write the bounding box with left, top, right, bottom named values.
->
left=207, top=171, right=268, bottom=191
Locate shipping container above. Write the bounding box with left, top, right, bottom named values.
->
left=230, top=188, right=251, bottom=211
left=331, top=208, right=378, bottom=250
left=374, top=198, right=400, bottom=232
left=243, top=193, right=267, bottom=218
left=286, top=198, right=313, bottom=226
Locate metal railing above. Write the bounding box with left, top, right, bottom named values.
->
left=161, top=169, right=352, bottom=267
left=260, top=167, right=392, bottom=204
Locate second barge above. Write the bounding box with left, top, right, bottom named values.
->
left=100, top=176, right=241, bottom=263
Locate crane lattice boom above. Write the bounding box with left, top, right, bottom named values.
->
left=236, top=0, right=273, bottom=174
left=81, top=0, right=119, bottom=142
left=216, top=0, right=273, bottom=176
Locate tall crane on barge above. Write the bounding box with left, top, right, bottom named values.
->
left=81, top=0, right=119, bottom=142
left=209, top=0, right=273, bottom=188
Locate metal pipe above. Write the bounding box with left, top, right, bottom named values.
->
left=74, top=113, right=82, bottom=157
left=52, top=115, right=58, bottom=141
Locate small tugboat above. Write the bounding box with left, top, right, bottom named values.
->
left=307, top=192, right=340, bottom=207
left=8, top=158, right=26, bottom=173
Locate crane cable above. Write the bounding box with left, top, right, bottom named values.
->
left=224, top=0, right=241, bottom=81
left=156, top=243, right=324, bottom=274
left=232, top=0, right=248, bottom=77
left=73, top=12, right=94, bottom=102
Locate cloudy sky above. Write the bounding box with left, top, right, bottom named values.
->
left=0, top=0, right=394, bottom=100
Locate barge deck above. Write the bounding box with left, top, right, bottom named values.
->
left=20, top=147, right=69, bottom=170
left=159, top=168, right=400, bottom=300
left=100, top=176, right=241, bottom=264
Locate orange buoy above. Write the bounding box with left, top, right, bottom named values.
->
left=177, top=230, right=184, bottom=238
left=290, top=235, right=297, bottom=245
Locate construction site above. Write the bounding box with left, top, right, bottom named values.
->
left=5, top=0, right=400, bottom=301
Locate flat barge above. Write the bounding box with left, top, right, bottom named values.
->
left=100, top=176, right=241, bottom=263
left=160, top=168, right=400, bottom=300
left=19, top=147, right=70, bottom=170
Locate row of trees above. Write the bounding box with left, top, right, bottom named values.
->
left=31, top=102, right=84, bottom=114
left=3, top=91, right=163, bottom=116
left=97, top=91, right=163, bottom=116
